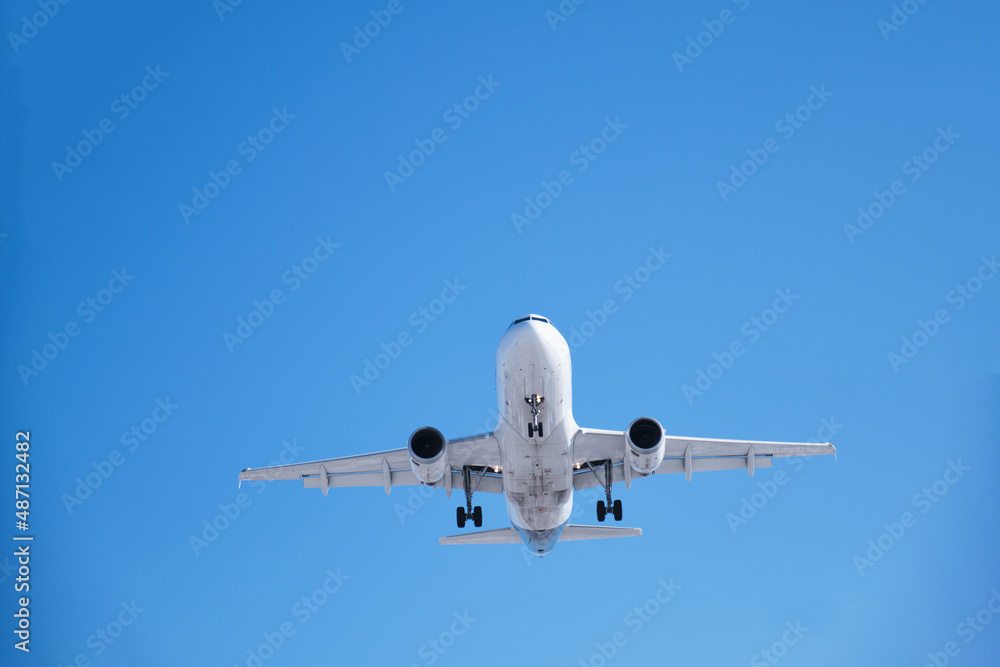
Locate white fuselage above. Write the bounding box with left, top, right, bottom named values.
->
left=493, top=317, right=577, bottom=554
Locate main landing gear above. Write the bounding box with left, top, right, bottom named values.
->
left=526, top=393, right=544, bottom=438
left=597, top=499, right=623, bottom=522
left=582, top=460, right=623, bottom=522
left=456, top=466, right=486, bottom=528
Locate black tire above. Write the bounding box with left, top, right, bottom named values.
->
left=473, top=506, right=483, bottom=528
left=456, top=506, right=466, bottom=528
left=613, top=499, right=623, bottom=521
left=537, top=422, right=544, bottom=437
left=597, top=500, right=606, bottom=522
left=528, top=423, right=534, bottom=437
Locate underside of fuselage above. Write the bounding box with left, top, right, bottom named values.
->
left=516, top=521, right=568, bottom=555
left=495, top=315, right=577, bottom=555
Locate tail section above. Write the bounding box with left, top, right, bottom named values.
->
left=439, top=524, right=641, bottom=546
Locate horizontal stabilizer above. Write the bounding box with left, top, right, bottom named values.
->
left=439, top=528, right=521, bottom=545
left=439, top=524, right=641, bottom=545
left=559, top=524, right=642, bottom=541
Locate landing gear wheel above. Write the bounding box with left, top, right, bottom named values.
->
left=456, top=506, right=466, bottom=528
left=537, top=422, right=543, bottom=437
left=473, top=506, right=483, bottom=527
left=613, top=499, right=623, bottom=521
left=528, top=423, right=534, bottom=437
left=597, top=500, right=606, bottom=522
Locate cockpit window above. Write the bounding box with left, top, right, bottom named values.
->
left=508, top=315, right=550, bottom=328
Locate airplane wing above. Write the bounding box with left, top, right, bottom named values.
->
left=571, top=428, right=835, bottom=490
left=239, top=433, right=503, bottom=496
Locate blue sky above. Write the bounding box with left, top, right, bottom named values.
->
left=2, top=0, right=999, bottom=664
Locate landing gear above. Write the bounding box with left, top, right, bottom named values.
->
left=584, top=459, right=623, bottom=522
left=525, top=393, right=544, bottom=438
left=455, top=466, right=487, bottom=528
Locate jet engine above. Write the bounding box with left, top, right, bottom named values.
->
left=407, top=426, right=447, bottom=484
left=625, top=417, right=665, bottom=475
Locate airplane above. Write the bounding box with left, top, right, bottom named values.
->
left=239, top=314, right=835, bottom=556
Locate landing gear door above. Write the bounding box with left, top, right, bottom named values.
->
left=524, top=376, right=544, bottom=401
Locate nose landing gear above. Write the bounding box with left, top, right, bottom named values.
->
left=526, top=393, right=544, bottom=438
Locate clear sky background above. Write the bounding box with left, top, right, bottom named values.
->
left=2, top=0, right=999, bottom=665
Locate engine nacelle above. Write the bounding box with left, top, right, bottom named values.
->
left=625, top=417, right=665, bottom=475
left=407, top=426, right=447, bottom=484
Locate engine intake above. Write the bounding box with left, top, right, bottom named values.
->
left=626, top=417, right=665, bottom=475
left=407, top=426, right=447, bottom=484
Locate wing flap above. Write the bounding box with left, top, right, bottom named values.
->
left=299, top=469, right=503, bottom=495
left=572, top=456, right=776, bottom=490
left=656, top=454, right=773, bottom=475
